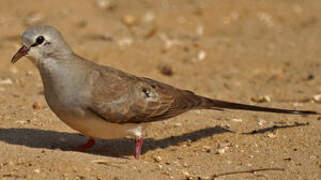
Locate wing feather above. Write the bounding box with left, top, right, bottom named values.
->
left=88, top=67, right=202, bottom=124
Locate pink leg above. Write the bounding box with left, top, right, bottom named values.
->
left=135, top=137, right=143, bottom=160
left=74, top=138, right=95, bottom=151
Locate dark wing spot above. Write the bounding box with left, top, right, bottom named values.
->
left=142, top=88, right=150, bottom=97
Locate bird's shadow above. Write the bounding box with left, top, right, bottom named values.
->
left=0, top=122, right=308, bottom=158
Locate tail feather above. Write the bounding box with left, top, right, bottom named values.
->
left=199, top=96, right=318, bottom=115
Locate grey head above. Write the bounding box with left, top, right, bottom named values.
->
left=12, top=25, right=73, bottom=64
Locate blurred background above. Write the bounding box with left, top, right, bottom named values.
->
left=0, top=0, right=320, bottom=179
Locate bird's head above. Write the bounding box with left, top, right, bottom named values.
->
left=12, top=25, right=72, bottom=64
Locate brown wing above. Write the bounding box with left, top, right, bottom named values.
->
left=88, top=66, right=205, bottom=124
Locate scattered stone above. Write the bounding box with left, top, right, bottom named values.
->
left=202, top=146, right=211, bottom=153
left=306, top=74, right=314, bottom=81
left=267, top=132, right=277, bottom=138
left=231, top=118, right=242, bottom=122
left=159, top=33, right=181, bottom=50
left=183, top=162, right=188, bottom=167
left=257, top=12, right=274, bottom=27
left=15, top=120, right=30, bottom=125
left=153, top=155, right=162, bottom=162
left=0, top=78, right=13, bottom=85
left=96, top=0, right=116, bottom=10
left=34, top=169, right=40, bottom=173
left=257, top=119, right=266, bottom=126
left=122, top=14, right=138, bottom=27
left=182, top=170, right=191, bottom=177
left=194, top=50, right=206, bottom=62
left=86, top=34, right=113, bottom=41
left=293, top=102, right=304, bottom=107
left=173, top=122, right=182, bottom=127
left=141, top=24, right=158, bottom=39
left=117, top=37, right=133, bottom=47
left=76, top=20, right=88, bottom=28
left=198, top=176, right=210, bottom=180
left=216, top=143, right=231, bottom=154
left=159, top=64, right=173, bottom=76
left=251, top=95, right=271, bottom=103
left=312, top=94, right=321, bottom=103
left=216, top=146, right=229, bottom=154
left=142, top=12, right=155, bottom=23
left=32, top=102, right=43, bottom=110
left=223, top=12, right=240, bottom=24
left=196, top=25, right=204, bottom=36
left=26, top=71, right=33, bottom=76
left=283, top=157, right=292, bottom=161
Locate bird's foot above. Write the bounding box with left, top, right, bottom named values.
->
left=134, top=137, right=143, bottom=160
left=74, top=138, right=95, bottom=151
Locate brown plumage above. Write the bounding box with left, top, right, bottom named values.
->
left=12, top=25, right=318, bottom=159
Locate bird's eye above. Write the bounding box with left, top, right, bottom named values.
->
left=36, top=36, right=45, bottom=45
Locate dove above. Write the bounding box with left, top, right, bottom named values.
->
left=12, top=25, right=318, bottom=159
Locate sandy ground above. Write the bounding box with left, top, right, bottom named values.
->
left=0, top=0, right=320, bottom=179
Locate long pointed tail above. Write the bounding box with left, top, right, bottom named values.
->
left=199, top=96, right=318, bottom=115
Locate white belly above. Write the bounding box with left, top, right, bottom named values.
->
left=56, top=111, right=144, bottom=139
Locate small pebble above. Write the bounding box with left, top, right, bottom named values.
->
left=293, top=102, right=304, bottom=107
left=257, top=12, right=274, bottom=27
left=159, top=64, right=173, bottom=76
left=182, top=170, right=190, bottom=177
left=196, top=25, right=204, bottom=36
left=142, top=12, right=155, bottom=23
left=153, top=155, right=162, bottom=162
left=202, top=146, right=211, bottom=153
left=26, top=71, right=33, bottom=76
left=96, top=0, right=116, bottom=10
left=173, top=122, right=182, bottom=127
left=34, top=169, right=40, bottom=173
left=15, top=120, right=30, bottom=125
left=216, top=143, right=231, bottom=154
left=216, top=146, right=229, bottom=154
left=0, top=78, right=13, bottom=85
left=257, top=119, right=266, bottom=126
left=183, top=162, right=188, bottom=167
left=306, top=74, right=314, bottom=81
left=32, top=102, right=43, bottom=110
left=267, top=132, right=277, bottom=138
left=251, top=95, right=271, bottom=103
left=158, top=33, right=181, bottom=50
left=122, top=14, right=138, bottom=26
left=312, top=94, right=321, bottom=102
left=231, top=118, right=242, bottom=122
left=117, top=37, right=133, bottom=47
left=197, top=50, right=206, bottom=61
